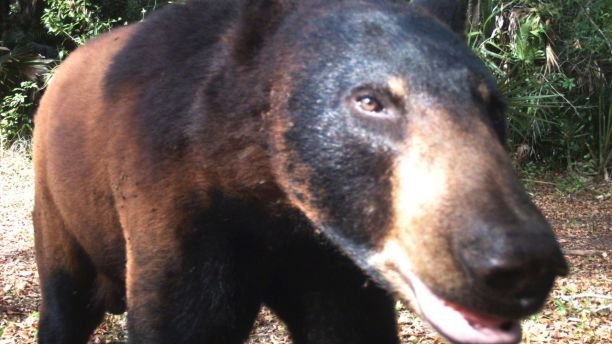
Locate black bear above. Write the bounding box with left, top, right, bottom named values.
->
left=32, top=0, right=568, bottom=343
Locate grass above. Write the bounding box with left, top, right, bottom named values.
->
left=0, top=142, right=610, bottom=343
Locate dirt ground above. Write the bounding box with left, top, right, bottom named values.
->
left=1, top=144, right=610, bottom=343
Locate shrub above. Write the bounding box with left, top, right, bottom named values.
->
left=1, top=81, right=40, bottom=144
left=468, top=0, right=610, bottom=179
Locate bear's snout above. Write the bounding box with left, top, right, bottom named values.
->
left=456, top=219, right=568, bottom=317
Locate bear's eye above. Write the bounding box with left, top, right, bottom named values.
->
left=356, top=95, right=384, bottom=113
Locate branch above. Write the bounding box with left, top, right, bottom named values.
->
left=564, top=249, right=607, bottom=256
left=561, top=293, right=612, bottom=301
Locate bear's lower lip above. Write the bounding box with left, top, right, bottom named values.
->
left=401, top=268, right=522, bottom=344
left=364, top=239, right=523, bottom=344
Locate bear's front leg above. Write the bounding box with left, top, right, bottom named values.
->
left=124, top=219, right=262, bottom=344
left=264, top=238, right=400, bottom=344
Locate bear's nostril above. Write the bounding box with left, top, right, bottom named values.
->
left=472, top=258, right=553, bottom=312
left=481, top=262, right=524, bottom=292
left=499, top=321, right=515, bottom=332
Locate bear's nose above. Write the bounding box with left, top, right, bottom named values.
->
left=458, top=222, right=568, bottom=315
left=474, top=253, right=566, bottom=310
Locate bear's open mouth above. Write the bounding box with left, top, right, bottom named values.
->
left=364, top=240, right=522, bottom=344
left=400, top=267, right=522, bottom=344
left=408, top=275, right=522, bottom=344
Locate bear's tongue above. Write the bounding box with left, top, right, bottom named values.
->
left=407, top=271, right=522, bottom=344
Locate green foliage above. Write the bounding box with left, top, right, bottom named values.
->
left=0, top=45, right=52, bottom=146
left=1, top=1, right=174, bottom=147
left=40, top=0, right=175, bottom=56
left=554, top=173, right=592, bottom=194
left=469, top=0, right=611, bottom=179
left=0, top=45, right=52, bottom=97
left=1, top=81, right=39, bottom=144
left=511, top=11, right=546, bottom=64
left=41, top=0, right=120, bottom=57
left=553, top=298, right=567, bottom=316
left=520, top=161, right=548, bottom=186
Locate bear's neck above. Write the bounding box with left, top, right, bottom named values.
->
left=185, top=60, right=284, bottom=206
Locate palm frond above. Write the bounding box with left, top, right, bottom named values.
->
left=0, top=45, right=54, bottom=96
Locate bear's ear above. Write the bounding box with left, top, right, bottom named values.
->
left=411, top=0, right=467, bottom=36
left=233, top=0, right=294, bottom=64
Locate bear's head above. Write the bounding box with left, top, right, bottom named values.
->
left=235, top=1, right=568, bottom=343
